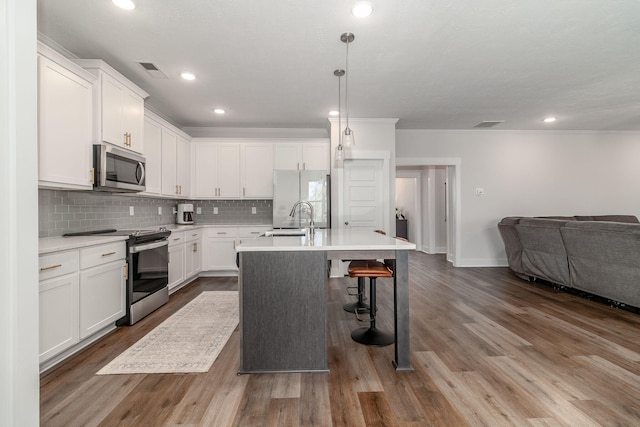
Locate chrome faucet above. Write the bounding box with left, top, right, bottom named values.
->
left=289, top=201, right=315, bottom=235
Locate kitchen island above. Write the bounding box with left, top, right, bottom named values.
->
left=236, top=228, right=416, bottom=373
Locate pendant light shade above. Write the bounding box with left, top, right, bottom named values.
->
left=341, top=32, right=355, bottom=148
left=334, top=69, right=345, bottom=168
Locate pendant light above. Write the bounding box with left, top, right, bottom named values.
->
left=341, top=32, right=355, bottom=148
left=334, top=69, right=345, bottom=167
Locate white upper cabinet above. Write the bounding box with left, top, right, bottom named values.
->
left=161, top=127, right=179, bottom=197
left=193, top=143, right=240, bottom=198
left=143, top=115, right=162, bottom=195
left=146, top=110, right=190, bottom=198
left=274, top=141, right=329, bottom=171
left=75, top=59, right=148, bottom=154
left=241, top=143, right=273, bottom=198
left=37, top=43, right=95, bottom=190
left=177, top=136, right=191, bottom=198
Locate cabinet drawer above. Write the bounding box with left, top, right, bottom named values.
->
left=168, top=231, right=185, bottom=247
left=80, top=242, right=126, bottom=270
left=238, top=227, right=270, bottom=238
left=39, top=250, right=79, bottom=281
left=185, top=229, right=202, bottom=242
left=207, top=227, right=238, bottom=238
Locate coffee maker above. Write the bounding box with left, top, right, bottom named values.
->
left=177, top=203, right=194, bottom=225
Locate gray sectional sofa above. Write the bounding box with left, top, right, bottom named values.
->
left=498, top=215, right=640, bottom=309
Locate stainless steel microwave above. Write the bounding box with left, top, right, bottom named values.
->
left=93, top=144, right=146, bottom=193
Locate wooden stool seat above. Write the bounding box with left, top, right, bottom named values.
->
left=348, top=260, right=392, bottom=278
left=347, top=260, right=394, bottom=347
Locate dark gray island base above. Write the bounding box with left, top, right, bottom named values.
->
left=237, top=229, right=415, bottom=374
left=239, top=250, right=329, bottom=373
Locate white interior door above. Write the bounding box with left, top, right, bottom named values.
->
left=343, top=159, right=384, bottom=231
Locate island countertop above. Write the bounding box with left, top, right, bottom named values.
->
left=236, top=228, right=416, bottom=252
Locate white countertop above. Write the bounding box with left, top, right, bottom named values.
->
left=39, top=223, right=273, bottom=254
left=236, top=229, right=416, bottom=252
left=39, top=235, right=129, bottom=254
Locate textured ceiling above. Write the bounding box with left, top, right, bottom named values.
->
left=37, top=0, right=640, bottom=131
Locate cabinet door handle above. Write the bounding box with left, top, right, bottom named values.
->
left=90, top=167, right=95, bottom=185
left=101, top=251, right=116, bottom=257
left=243, top=187, right=245, bottom=197
left=193, top=242, right=198, bottom=252
left=40, top=264, right=62, bottom=271
left=217, top=232, right=227, bottom=235
left=250, top=231, right=260, bottom=235
left=302, top=162, right=306, bottom=170
left=173, top=237, right=181, bottom=241
left=297, top=162, right=300, bottom=170
left=175, top=184, right=179, bottom=194
left=124, top=262, right=129, bottom=280
left=192, top=233, right=198, bottom=237
left=179, top=185, right=182, bottom=195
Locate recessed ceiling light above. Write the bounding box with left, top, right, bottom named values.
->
left=329, top=110, right=339, bottom=117
left=213, top=109, right=225, bottom=115
left=112, top=0, right=135, bottom=11
left=352, top=2, right=374, bottom=18
left=181, top=72, right=196, bottom=81
left=543, top=117, right=557, bottom=123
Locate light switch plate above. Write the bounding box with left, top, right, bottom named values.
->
left=196, top=207, right=202, bottom=214
left=214, top=207, right=219, bottom=214
left=475, top=188, right=485, bottom=196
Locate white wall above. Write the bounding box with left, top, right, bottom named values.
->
left=1, top=0, right=40, bottom=425
left=396, top=129, right=640, bottom=266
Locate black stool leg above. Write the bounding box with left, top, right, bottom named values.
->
left=351, top=277, right=394, bottom=347
left=343, top=277, right=370, bottom=313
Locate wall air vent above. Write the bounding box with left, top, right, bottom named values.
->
left=473, top=121, right=504, bottom=128
left=137, top=61, right=168, bottom=79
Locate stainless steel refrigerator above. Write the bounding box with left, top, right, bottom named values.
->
left=273, top=170, right=330, bottom=229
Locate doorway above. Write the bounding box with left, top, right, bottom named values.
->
left=396, top=158, right=461, bottom=266
left=342, top=159, right=384, bottom=231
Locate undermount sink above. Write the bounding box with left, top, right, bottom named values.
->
left=263, top=228, right=308, bottom=237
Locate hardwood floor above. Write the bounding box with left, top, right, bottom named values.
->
left=40, top=252, right=640, bottom=426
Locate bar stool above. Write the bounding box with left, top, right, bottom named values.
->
left=343, top=260, right=370, bottom=313
left=342, top=230, right=388, bottom=313
left=348, top=260, right=394, bottom=347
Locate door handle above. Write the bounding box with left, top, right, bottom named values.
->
left=344, top=221, right=349, bottom=225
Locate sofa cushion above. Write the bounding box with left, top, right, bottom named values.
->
left=516, top=218, right=571, bottom=285
left=498, top=217, right=527, bottom=278
left=560, top=221, right=640, bottom=307
left=575, top=215, right=639, bottom=223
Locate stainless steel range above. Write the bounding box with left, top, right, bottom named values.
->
left=64, top=227, right=171, bottom=325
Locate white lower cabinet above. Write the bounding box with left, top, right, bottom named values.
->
left=168, top=231, right=186, bottom=291
left=39, top=269, right=80, bottom=363
left=203, top=227, right=238, bottom=272
left=39, top=240, right=126, bottom=368
left=79, top=260, right=126, bottom=339
left=185, top=230, right=202, bottom=278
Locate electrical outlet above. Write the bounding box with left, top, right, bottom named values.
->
left=157, top=206, right=162, bottom=215
left=196, top=207, right=202, bottom=214
left=251, top=207, right=257, bottom=214
left=214, top=207, right=219, bottom=215
left=475, top=188, right=485, bottom=196
left=129, top=206, right=135, bottom=216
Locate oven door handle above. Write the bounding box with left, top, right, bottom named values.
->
left=129, top=239, right=168, bottom=253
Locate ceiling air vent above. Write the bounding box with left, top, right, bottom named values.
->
left=137, top=61, right=168, bottom=79
left=473, top=121, right=504, bottom=128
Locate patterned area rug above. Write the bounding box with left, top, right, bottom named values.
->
left=97, top=291, right=238, bottom=375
